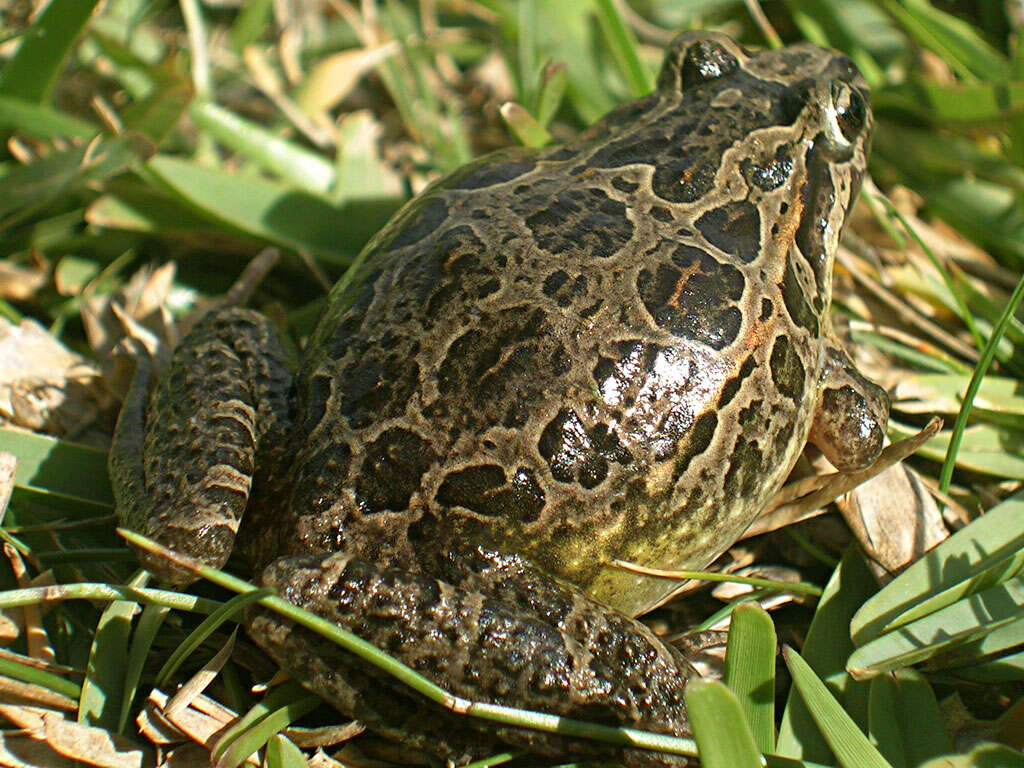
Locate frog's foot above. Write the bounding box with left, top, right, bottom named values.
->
left=250, top=550, right=694, bottom=767
left=109, top=309, right=295, bottom=583
left=807, top=340, right=889, bottom=473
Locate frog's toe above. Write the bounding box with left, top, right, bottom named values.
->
left=808, top=343, right=889, bottom=473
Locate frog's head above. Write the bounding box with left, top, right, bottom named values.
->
left=654, top=31, right=872, bottom=304
left=657, top=31, right=872, bottom=167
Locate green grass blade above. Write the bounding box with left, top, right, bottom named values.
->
left=593, top=0, right=651, bottom=97
left=0, top=96, right=97, bottom=138
left=685, top=679, right=762, bottom=768
left=79, top=571, right=148, bottom=730
left=879, top=0, right=1009, bottom=82
left=938, top=271, right=1024, bottom=492
left=868, top=669, right=950, bottom=768
left=118, top=602, right=169, bottom=733
left=0, top=653, right=81, bottom=700
left=1, top=427, right=113, bottom=512
left=536, top=61, right=568, bottom=127
left=848, top=574, right=1024, bottom=679
left=212, top=680, right=321, bottom=767
left=265, top=734, right=308, bottom=768
left=0, top=0, right=101, bottom=102
left=777, top=549, right=876, bottom=762
left=851, top=490, right=1024, bottom=645
left=145, top=155, right=399, bottom=264
left=188, top=101, right=336, bottom=194
left=887, top=420, right=1024, bottom=480
left=723, top=603, right=777, bottom=753
left=229, top=0, right=274, bottom=52
left=155, top=588, right=273, bottom=689
left=784, top=647, right=893, bottom=768
left=500, top=102, right=551, bottom=147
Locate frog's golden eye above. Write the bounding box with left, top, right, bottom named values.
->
left=824, top=81, right=866, bottom=152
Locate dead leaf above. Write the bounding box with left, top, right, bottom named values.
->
left=296, top=43, right=398, bottom=118
left=837, top=463, right=949, bottom=577
left=42, top=711, right=150, bottom=768
left=0, top=320, right=106, bottom=435
left=163, top=631, right=236, bottom=721
left=0, top=261, right=47, bottom=303
left=0, top=733, right=79, bottom=768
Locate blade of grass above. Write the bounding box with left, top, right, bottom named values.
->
left=878, top=0, right=1009, bottom=82
left=265, top=734, right=308, bottom=768
left=685, top=679, right=763, bottom=768
left=723, top=603, right=777, bottom=753
left=848, top=574, right=1024, bottom=679
left=593, top=0, right=651, bottom=97
left=938, top=271, right=1024, bottom=493
left=155, top=588, right=274, bottom=689
left=851, top=490, right=1024, bottom=644
left=79, top=570, right=149, bottom=730
left=210, top=679, right=315, bottom=763
left=145, top=155, right=399, bottom=264
left=0, top=654, right=81, bottom=700
left=777, top=549, right=876, bottom=763
left=0, top=96, right=97, bottom=138
left=119, top=601, right=169, bottom=733
left=784, top=647, right=893, bottom=768
left=868, top=670, right=950, bottom=768
left=2, top=427, right=113, bottom=512
left=0, top=0, right=101, bottom=102
left=188, top=101, right=336, bottom=194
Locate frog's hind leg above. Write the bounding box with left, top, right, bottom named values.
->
left=807, top=339, right=889, bottom=473
left=249, top=549, right=693, bottom=767
left=110, top=308, right=295, bottom=583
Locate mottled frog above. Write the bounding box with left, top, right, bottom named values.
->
left=111, top=31, right=889, bottom=767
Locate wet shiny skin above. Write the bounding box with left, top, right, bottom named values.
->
left=112, top=31, right=889, bottom=767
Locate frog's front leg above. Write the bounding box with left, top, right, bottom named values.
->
left=250, top=550, right=694, bottom=767
left=807, top=336, right=890, bottom=473
left=110, top=308, right=295, bottom=583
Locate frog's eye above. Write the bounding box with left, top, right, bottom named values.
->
left=823, top=81, right=866, bottom=153
left=680, top=39, right=739, bottom=88
left=658, top=32, right=739, bottom=91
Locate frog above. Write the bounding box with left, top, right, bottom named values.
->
left=110, top=31, right=889, bottom=767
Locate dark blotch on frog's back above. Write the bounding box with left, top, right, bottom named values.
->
left=769, top=335, right=806, bottom=402
left=435, top=465, right=546, bottom=522
left=742, top=147, right=795, bottom=192
left=722, top=432, right=764, bottom=499
left=538, top=409, right=633, bottom=490
left=524, top=187, right=633, bottom=259
left=541, top=270, right=588, bottom=308
left=451, top=159, right=537, bottom=190
left=337, top=351, right=421, bottom=430
left=636, top=244, right=745, bottom=350
left=354, top=427, right=438, bottom=514
left=695, top=201, right=762, bottom=264
left=291, top=442, right=353, bottom=519
left=716, top=354, right=757, bottom=408
left=432, top=306, right=568, bottom=430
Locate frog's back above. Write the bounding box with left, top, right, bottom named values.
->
left=284, top=34, right=870, bottom=614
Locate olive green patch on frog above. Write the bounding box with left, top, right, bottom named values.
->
left=111, top=30, right=890, bottom=768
